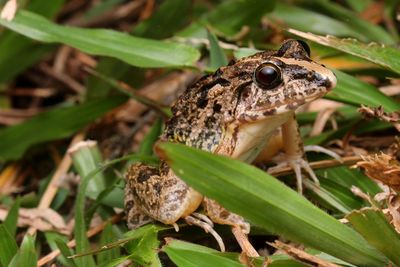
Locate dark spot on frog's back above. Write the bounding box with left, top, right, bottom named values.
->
left=197, top=96, right=208, bottom=108
left=213, top=103, right=222, bottom=112
left=137, top=168, right=158, bottom=183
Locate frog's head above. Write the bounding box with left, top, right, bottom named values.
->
left=231, top=39, right=336, bottom=122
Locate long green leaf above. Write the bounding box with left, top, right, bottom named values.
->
left=204, top=0, right=275, bottom=38
left=0, top=0, right=64, bottom=83
left=164, top=239, right=244, bottom=267
left=327, top=70, right=400, bottom=112
left=3, top=197, right=20, bottom=237
left=9, top=235, right=37, bottom=267
left=267, top=3, right=365, bottom=40
left=346, top=208, right=400, bottom=266
left=290, top=29, right=400, bottom=75
left=0, top=96, right=127, bottom=161
left=207, top=31, right=228, bottom=71
left=157, top=142, right=388, bottom=266
left=0, top=10, right=200, bottom=68
left=0, top=225, right=18, bottom=267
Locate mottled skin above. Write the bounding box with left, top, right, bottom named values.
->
left=125, top=40, right=337, bottom=239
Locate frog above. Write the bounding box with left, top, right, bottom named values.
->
left=124, top=39, right=337, bottom=256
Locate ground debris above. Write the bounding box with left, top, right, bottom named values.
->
left=356, top=153, right=400, bottom=191
left=358, top=105, right=400, bottom=132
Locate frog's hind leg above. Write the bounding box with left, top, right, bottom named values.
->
left=125, top=162, right=203, bottom=226
left=124, top=184, right=154, bottom=229
left=203, top=198, right=259, bottom=257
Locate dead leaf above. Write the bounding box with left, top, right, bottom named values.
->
left=388, top=194, right=400, bottom=233
left=356, top=153, right=400, bottom=191
left=267, top=240, right=340, bottom=267
left=0, top=207, right=68, bottom=234
left=0, top=0, right=17, bottom=21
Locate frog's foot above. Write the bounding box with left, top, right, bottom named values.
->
left=203, top=198, right=259, bottom=257
left=268, top=156, right=319, bottom=193
left=184, top=214, right=225, bottom=252
left=304, top=145, right=342, bottom=162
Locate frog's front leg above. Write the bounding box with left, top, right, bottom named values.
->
left=268, top=113, right=319, bottom=193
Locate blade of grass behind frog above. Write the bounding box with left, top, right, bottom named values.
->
left=3, top=197, right=20, bottom=237
left=289, top=30, right=400, bottom=76
left=300, top=0, right=395, bottom=44
left=85, top=68, right=171, bottom=118
left=328, top=70, right=400, bottom=112
left=207, top=30, right=228, bottom=71
left=157, top=142, right=388, bottom=266
left=97, top=224, right=120, bottom=265
left=0, top=95, right=127, bottom=161
left=0, top=225, right=18, bottom=267
left=267, top=3, right=365, bottom=40
left=9, top=234, right=37, bottom=267
left=346, top=208, right=400, bottom=265
left=0, top=0, right=64, bottom=83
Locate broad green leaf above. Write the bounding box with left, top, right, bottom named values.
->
left=164, top=239, right=244, bottom=267
left=55, top=238, right=78, bottom=267
left=290, top=29, right=400, bottom=75
left=132, top=0, right=191, bottom=39
left=204, top=0, right=275, bottom=38
left=3, top=197, right=20, bottom=237
left=347, top=208, right=400, bottom=266
left=0, top=225, right=18, bottom=267
left=344, top=0, right=372, bottom=12
left=327, top=70, right=400, bottom=112
left=124, top=225, right=161, bottom=266
left=267, top=3, right=365, bottom=40
left=137, top=119, right=163, bottom=157
left=97, top=224, right=120, bottom=265
left=0, top=10, right=200, bottom=68
left=0, top=96, right=127, bottom=161
left=45, top=232, right=76, bottom=267
left=74, top=159, right=97, bottom=267
left=70, top=141, right=106, bottom=200
left=0, top=0, right=64, bottom=83
left=300, top=0, right=395, bottom=44
left=9, top=235, right=37, bottom=267
left=158, top=142, right=388, bottom=266
left=207, top=31, right=228, bottom=71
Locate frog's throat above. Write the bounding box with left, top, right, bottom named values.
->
left=215, top=111, right=293, bottom=162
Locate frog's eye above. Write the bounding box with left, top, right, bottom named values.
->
left=296, top=39, right=311, bottom=57
left=254, top=63, right=282, bottom=90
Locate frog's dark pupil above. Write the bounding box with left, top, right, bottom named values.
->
left=256, top=66, right=278, bottom=87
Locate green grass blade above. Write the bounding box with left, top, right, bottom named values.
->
left=268, top=3, right=365, bottom=40
left=0, top=95, right=127, bottom=161
left=97, top=224, right=120, bottom=265
left=132, top=0, right=191, bottom=39
left=3, top=197, right=20, bottom=237
left=8, top=234, right=37, bottom=267
left=327, top=70, right=400, bottom=112
left=290, top=30, right=400, bottom=75
left=163, top=239, right=244, bottom=267
left=207, top=30, right=228, bottom=71
left=0, top=225, right=18, bottom=266
left=346, top=208, right=400, bottom=266
left=0, top=10, right=200, bottom=68
left=204, top=0, right=275, bottom=38
left=55, top=238, right=78, bottom=267
left=157, top=142, right=388, bottom=266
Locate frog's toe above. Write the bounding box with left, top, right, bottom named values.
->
left=268, top=157, right=319, bottom=193
left=185, top=215, right=225, bottom=252
left=304, top=145, right=342, bottom=162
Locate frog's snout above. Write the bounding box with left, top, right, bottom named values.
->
left=324, top=69, right=337, bottom=91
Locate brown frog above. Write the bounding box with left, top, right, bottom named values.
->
left=125, top=39, right=337, bottom=255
